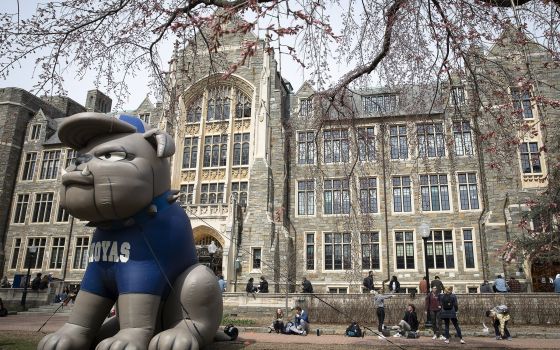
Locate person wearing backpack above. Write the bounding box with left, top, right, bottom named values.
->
left=486, top=305, right=512, bottom=340
left=426, top=286, right=444, bottom=340
left=438, top=286, right=465, bottom=344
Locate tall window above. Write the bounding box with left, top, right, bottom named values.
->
left=29, top=124, right=41, bottom=141
left=299, top=98, right=312, bottom=117
left=458, top=173, right=479, bottom=210
left=420, top=174, right=450, bottom=211
left=187, top=98, right=202, bottom=123
left=395, top=231, right=415, bottom=269
left=417, top=123, right=445, bottom=157
left=65, top=149, right=78, bottom=168
left=359, top=177, right=378, bottom=213
left=203, top=135, right=227, bottom=167
left=235, top=90, right=251, bottom=119
left=73, top=237, right=89, bottom=269
left=361, top=232, right=380, bottom=270
left=297, top=180, right=315, bottom=215
left=357, top=127, right=375, bottom=161
left=306, top=233, right=315, bottom=270
left=297, top=131, right=315, bottom=164
left=10, top=238, right=21, bottom=269
left=182, top=137, right=198, bottom=169
left=231, top=182, right=248, bottom=206
left=56, top=203, right=70, bottom=222
left=462, top=229, right=475, bottom=269
left=392, top=176, right=412, bottom=212
left=519, top=142, right=542, bottom=173
left=323, top=129, right=349, bottom=163
left=200, top=183, right=225, bottom=204
left=32, top=192, right=54, bottom=223
left=426, top=230, right=455, bottom=269
left=324, top=232, right=351, bottom=270
left=233, top=133, right=250, bottom=166
left=180, top=184, right=195, bottom=205
left=24, top=237, right=47, bottom=269
left=450, top=86, right=466, bottom=106
left=139, top=113, right=151, bottom=124
left=511, top=87, right=534, bottom=119
left=12, top=194, right=29, bottom=224
left=389, top=125, right=408, bottom=159
left=40, top=150, right=61, bottom=180
left=323, top=178, right=350, bottom=214
left=453, top=121, right=473, bottom=156
left=207, top=86, right=231, bottom=121
left=252, top=248, right=261, bottom=269
left=21, top=152, right=37, bottom=181
left=363, top=94, right=397, bottom=113
left=49, top=237, right=66, bottom=269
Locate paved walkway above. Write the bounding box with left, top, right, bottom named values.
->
left=2, top=313, right=559, bottom=349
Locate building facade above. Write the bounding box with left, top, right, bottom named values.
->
left=1, top=26, right=559, bottom=293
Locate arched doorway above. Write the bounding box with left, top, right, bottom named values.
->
left=531, top=260, right=560, bottom=292
left=193, top=226, right=223, bottom=276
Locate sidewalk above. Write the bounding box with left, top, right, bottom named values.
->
left=2, top=313, right=559, bottom=349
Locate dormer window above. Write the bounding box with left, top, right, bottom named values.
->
left=511, top=87, right=534, bottom=119
left=299, top=98, right=312, bottom=117
left=29, top=124, right=41, bottom=141
left=139, top=113, right=151, bottom=125
left=362, top=94, right=397, bottom=113
left=450, top=86, right=466, bottom=106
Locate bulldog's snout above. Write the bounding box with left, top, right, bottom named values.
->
left=61, top=169, right=94, bottom=186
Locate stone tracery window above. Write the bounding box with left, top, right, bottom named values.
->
left=207, top=86, right=231, bottom=122
left=187, top=97, right=202, bottom=123
left=236, top=90, right=251, bottom=119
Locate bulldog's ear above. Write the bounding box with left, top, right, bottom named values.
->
left=143, top=129, right=175, bottom=158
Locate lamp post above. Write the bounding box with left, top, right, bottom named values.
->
left=21, top=245, right=38, bottom=309
left=207, top=241, right=218, bottom=273
left=419, top=222, right=432, bottom=328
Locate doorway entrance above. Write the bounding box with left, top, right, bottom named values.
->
left=195, top=235, right=223, bottom=276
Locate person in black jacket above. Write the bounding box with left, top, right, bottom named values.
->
left=389, top=275, right=400, bottom=293
left=258, top=276, right=269, bottom=293
left=301, top=277, right=313, bottom=293
left=245, top=277, right=257, bottom=294
left=393, top=304, right=419, bottom=338
left=363, top=271, right=374, bottom=293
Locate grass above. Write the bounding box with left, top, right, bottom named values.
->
left=222, top=315, right=257, bottom=326
left=0, top=331, right=44, bottom=350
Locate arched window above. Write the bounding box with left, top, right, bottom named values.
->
left=236, top=90, right=251, bottom=118
left=187, top=97, right=202, bottom=123
left=233, top=133, right=250, bottom=166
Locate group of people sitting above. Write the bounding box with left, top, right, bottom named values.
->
left=268, top=306, right=310, bottom=335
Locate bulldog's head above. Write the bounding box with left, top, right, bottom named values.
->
left=58, top=112, right=175, bottom=224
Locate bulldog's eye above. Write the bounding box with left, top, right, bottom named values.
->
left=98, top=152, right=127, bottom=162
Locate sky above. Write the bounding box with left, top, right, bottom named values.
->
left=0, top=1, right=313, bottom=111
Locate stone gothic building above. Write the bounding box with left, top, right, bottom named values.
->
left=1, top=26, right=559, bottom=293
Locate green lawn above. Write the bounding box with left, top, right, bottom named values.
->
left=0, top=331, right=44, bottom=350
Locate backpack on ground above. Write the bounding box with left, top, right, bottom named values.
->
left=407, top=331, right=419, bottom=339
left=345, top=322, right=362, bottom=337
left=495, top=305, right=509, bottom=314
left=223, top=324, right=239, bottom=340
left=441, top=294, right=454, bottom=310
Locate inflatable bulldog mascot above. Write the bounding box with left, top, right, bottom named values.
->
left=38, top=113, right=223, bottom=350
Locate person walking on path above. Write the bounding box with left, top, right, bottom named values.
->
left=480, top=280, right=493, bottom=293
left=258, top=276, right=269, bottom=293
left=419, top=277, right=428, bottom=294
left=373, top=288, right=394, bottom=338
left=555, top=274, right=560, bottom=293
left=301, top=277, right=313, bottom=293
left=363, top=271, right=375, bottom=293
left=389, top=276, right=400, bottom=293
left=426, top=286, right=444, bottom=340
left=486, top=305, right=512, bottom=341
left=438, top=286, right=465, bottom=344
left=431, top=276, right=444, bottom=294
left=494, top=275, right=509, bottom=293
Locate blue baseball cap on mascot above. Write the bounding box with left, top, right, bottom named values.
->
left=59, top=113, right=149, bottom=150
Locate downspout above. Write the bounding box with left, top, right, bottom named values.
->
left=61, top=216, right=74, bottom=282
left=474, top=109, right=490, bottom=281
left=380, top=124, right=391, bottom=288
left=502, top=193, right=511, bottom=275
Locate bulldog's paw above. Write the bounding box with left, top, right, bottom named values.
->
left=96, top=328, right=151, bottom=350
left=38, top=324, right=93, bottom=350
left=149, top=328, right=201, bottom=350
